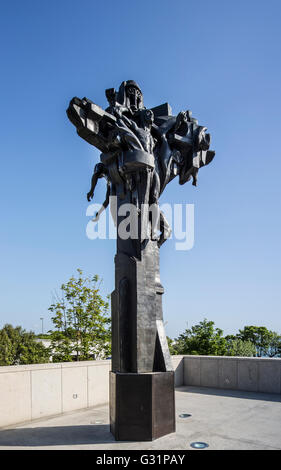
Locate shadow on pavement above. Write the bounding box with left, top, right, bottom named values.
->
left=176, top=386, right=281, bottom=402
left=0, top=424, right=116, bottom=447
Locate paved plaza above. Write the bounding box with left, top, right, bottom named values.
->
left=0, top=386, right=280, bottom=450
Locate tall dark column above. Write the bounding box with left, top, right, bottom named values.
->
left=109, top=162, right=175, bottom=441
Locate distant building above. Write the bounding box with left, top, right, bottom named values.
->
left=35, top=338, right=109, bottom=361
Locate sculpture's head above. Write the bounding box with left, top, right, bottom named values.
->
left=124, top=80, right=143, bottom=111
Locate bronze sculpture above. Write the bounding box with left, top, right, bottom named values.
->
left=67, top=80, right=215, bottom=440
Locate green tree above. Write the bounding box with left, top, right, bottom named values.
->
left=267, top=332, right=281, bottom=357
left=237, top=326, right=280, bottom=357
left=167, top=336, right=178, bottom=355
left=0, top=324, right=50, bottom=366
left=225, top=337, right=256, bottom=357
left=48, top=269, right=111, bottom=362
left=172, top=319, right=227, bottom=356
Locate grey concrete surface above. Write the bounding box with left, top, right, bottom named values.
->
left=0, top=356, right=184, bottom=429
left=0, top=360, right=111, bottom=428
left=183, top=356, right=281, bottom=394
left=1, top=357, right=280, bottom=430
left=0, top=386, right=281, bottom=450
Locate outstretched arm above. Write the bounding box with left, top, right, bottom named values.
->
left=87, top=163, right=107, bottom=201
left=92, top=184, right=110, bottom=222
left=87, top=172, right=99, bottom=202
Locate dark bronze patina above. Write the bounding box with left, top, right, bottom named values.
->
left=67, top=81, right=215, bottom=440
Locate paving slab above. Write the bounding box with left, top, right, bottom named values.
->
left=0, top=386, right=280, bottom=450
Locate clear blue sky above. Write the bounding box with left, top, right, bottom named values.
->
left=0, top=0, right=280, bottom=338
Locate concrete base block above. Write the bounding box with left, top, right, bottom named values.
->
left=110, top=371, right=175, bottom=441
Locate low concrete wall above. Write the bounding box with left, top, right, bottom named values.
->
left=183, top=356, right=281, bottom=394
left=1, top=355, right=280, bottom=429
left=0, top=356, right=183, bottom=428
left=0, top=360, right=111, bottom=428
left=171, top=355, right=185, bottom=387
